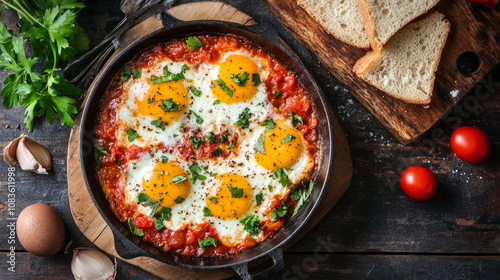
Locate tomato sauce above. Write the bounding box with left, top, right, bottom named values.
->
left=94, top=35, right=318, bottom=257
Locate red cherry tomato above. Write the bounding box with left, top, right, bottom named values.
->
left=450, top=126, right=490, bottom=164
left=400, top=165, right=437, bottom=201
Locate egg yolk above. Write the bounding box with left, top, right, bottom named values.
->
left=206, top=173, right=253, bottom=219
left=143, top=160, right=190, bottom=208
left=254, top=120, right=303, bottom=170
left=211, top=55, right=259, bottom=104
left=136, top=80, right=188, bottom=125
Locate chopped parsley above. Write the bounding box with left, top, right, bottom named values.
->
left=127, top=128, right=139, bottom=142
left=262, top=119, right=275, bottom=132
left=210, top=172, right=218, bottom=177
left=208, top=196, right=218, bottom=204
left=190, top=86, right=201, bottom=96
left=274, top=90, right=281, bottom=98
left=155, top=207, right=172, bottom=222
left=121, top=65, right=132, bottom=81
left=203, top=206, right=211, bottom=217
left=290, top=110, right=304, bottom=126
left=219, top=132, right=229, bottom=143
left=234, top=107, right=252, bottom=129
left=153, top=67, right=185, bottom=83
left=198, top=237, right=217, bottom=251
left=161, top=155, right=168, bottom=164
left=161, top=98, right=181, bottom=112
left=256, top=192, right=263, bottom=205
left=151, top=119, right=165, bottom=130
left=268, top=185, right=273, bottom=191
left=229, top=72, right=249, bottom=86
left=271, top=199, right=289, bottom=221
left=211, top=147, right=222, bottom=156
left=255, top=134, right=265, bottom=155
left=228, top=185, right=244, bottom=198
left=206, top=132, right=216, bottom=143
left=190, top=110, right=204, bottom=124
left=186, top=36, right=203, bottom=50
left=252, top=73, right=260, bottom=86
left=94, top=146, right=110, bottom=165
left=190, top=136, right=205, bottom=149
left=172, top=175, right=187, bottom=184
left=281, top=134, right=296, bottom=145
left=154, top=219, right=164, bottom=231
left=240, top=215, right=260, bottom=236
left=215, top=78, right=233, bottom=97
left=273, top=168, right=291, bottom=187
left=127, top=218, right=144, bottom=236
left=189, top=162, right=207, bottom=183
left=137, top=193, right=159, bottom=216
left=113, top=157, right=120, bottom=165
left=174, top=196, right=185, bottom=203
left=292, top=181, right=314, bottom=217
left=227, top=142, right=235, bottom=149
left=133, top=68, right=142, bottom=79
left=182, top=64, right=190, bottom=71
left=213, top=99, right=220, bottom=105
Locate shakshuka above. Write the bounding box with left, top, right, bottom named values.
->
left=93, top=34, right=319, bottom=256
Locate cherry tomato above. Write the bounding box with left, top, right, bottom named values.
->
left=400, top=165, right=437, bottom=201
left=466, top=0, right=498, bottom=8
left=450, top=126, right=490, bottom=164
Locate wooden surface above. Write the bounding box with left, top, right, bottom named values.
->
left=67, top=2, right=352, bottom=279
left=264, top=0, right=500, bottom=144
left=0, top=0, right=499, bottom=279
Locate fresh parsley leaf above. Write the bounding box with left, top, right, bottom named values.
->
left=175, top=196, right=185, bottom=203
left=252, top=73, right=260, bottom=86
left=113, top=157, right=120, bottom=165
left=229, top=72, right=249, bottom=86
left=290, top=110, right=304, bottom=126
left=161, top=155, right=168, bottom=163
left=190, top=110, right=204, bottom=124
left=273, top=168, right=291, bottom=187
left=121, top=65, right=132, bottom=81
left=134, top=229, right=144, bottom=236
left=268, top=185, right=273, bottom=191
left=190, top=86, right=201, bottom=96
left=271, top=199, right=289, bottom=221
left=154, top=219, right=164, bottom=231
left=213, top=99, right=220, bottom=105
left=228, top=185, right=244, bottom=198
left=182, top=64, right=190, bottom=71
left=206, top=132, right=216, bottom=143
left=281, top=134, right=296, bottom=144
left=215, top=78, right=233, bottom=97
left=137, top=193, right=160, bottom=216
left=255, top=134, right=265, bottom=155
left=133, top=68, right=142, bottom=79
left=208, top=196, right=218, bottom=204
left=227, top=142, right=235, bottom=149
left=154, top=67, right=185, bottom=83
left=147, top=98, right=153, bottom=104
left=172, top=175, right=187, bottom=184
left=219, top=132, right=229, bottom=143
left=274, top=90, right=281, bottom=98
left=210, top=172, right=218, bottom=177
left=186, top=36, right=203, bottom=50
left=211, top=147, right=222, bottom=156
left=151, top=119, right=165, bottom=130
left=161, top=98, right=181, bottom=112
left=155, top=207, right=172, bottom=221
left=127, top=218, right=134, bottom=232
left=198, top=237, right=217, bottom=251
left=240, top=215, right=260, bottom=236
left=262, top=119, right=275, bottom=132
left=190, top=136, right=205, bottom=149
left=127, top=128, right=139, bottom=142
left=234, top=107, right=252, bottom=129
left=256, top=192, right=263, bottom=205
left=203, top=206, right=211, bottom=217
left=189, top=162, right=207, bottom=183
left=292, top=181, right=314, bottom=217
left=93, top=146, right=110, bottom=165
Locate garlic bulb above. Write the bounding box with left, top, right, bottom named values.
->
left=71, top=247, right=117, bottom=280
left=2, top=134, right=51, bottom=174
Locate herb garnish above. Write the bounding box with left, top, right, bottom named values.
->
left=127, top=218, right=144, bottom=236
left=133, top=68, right=142, bottom=79
left=172, top=175, right=187, bottom=184
left=127, top=128, right=139, bottom=142
left=208, top=196, right=218, bottom=204
left=228, top=185, right=244, bottom=198
left=190, top=136, right=205, bottom=149
left=190, top=86, right=201, bottom=96
left=174, top=196, right=185, bottom=203
left=281, top=134, right=296, bottom=144
left=256, top=192, right=263, bottom=205
left=189, top=162, right=207, bottom=183
left=161, top=98, right=181, bottom=112
left=240, top=215, right=260, bottom=236
left=186, top=36, right=203, bottom=50
left=94, top=146, right=110, bottom=165
left=198, top=237, right=217, bottom=251
left=290, top=110, right=304, bottom=126
left=252, top=73, right=260, bottom=86
left=274, top=90, right=281, bottom=98
left=161, top=155, right=168, bottom=164
left=151, top=119, right=165, bottom=130
left=271, top=199, right=289, bottom=221
left=137, top=193, right=159, bottom=216
left=215, top=78, right=233, bottom=97
left=203, top=206, right=211, bottom=217
left=229, top=72, right=249, bottom=86
left=262, top=119, right=275, bottom=132
left=255, top=134, right=265, bottom=155
left=234, top=107, right=252, bottom=129
left=273, top=167, right=291, bottom=187
left=190, top=110, right=203, bottom=124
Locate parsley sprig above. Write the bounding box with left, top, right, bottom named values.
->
left=0, top=0, right=90, bottom=132
left=240, top=215, right=260, bottom=236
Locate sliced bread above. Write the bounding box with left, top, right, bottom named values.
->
left=357, top=0, right=440, bottom=50
left=353, top=12, right=450, bottom=104
left=298, top=0, right=370, bottom=49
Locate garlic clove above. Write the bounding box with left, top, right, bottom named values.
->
left=3, top=135, right=22, bottom=166
left=3, top=135, right=52, bottom=174
left=71, top=247, right=117, bottom=280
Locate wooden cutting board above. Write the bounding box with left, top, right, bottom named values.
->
left=66, top=2, right=353, bottom=279
left=264, top=0, right=500, bottom=144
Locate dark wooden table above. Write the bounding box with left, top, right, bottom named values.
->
left=1, top=0, right=499, bottom=279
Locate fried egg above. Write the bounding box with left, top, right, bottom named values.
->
left=117, top=48, right=314, bottom=248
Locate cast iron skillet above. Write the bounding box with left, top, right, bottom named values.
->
left=80, top=12, right=334, bottom=279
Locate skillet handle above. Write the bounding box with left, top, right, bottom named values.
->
left=232, top=246, right=285, bottom=280
left=111, top=227, right=143, bottom=260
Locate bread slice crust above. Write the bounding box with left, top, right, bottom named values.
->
left=353, top=12, right=451, bottom=105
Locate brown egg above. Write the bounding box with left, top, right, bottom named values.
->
left=16, top=203, right=65, bottom=256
